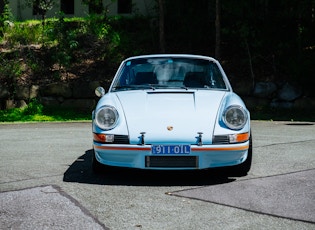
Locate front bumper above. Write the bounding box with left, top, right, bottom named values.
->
left=93, top=141, right=250, bottom=170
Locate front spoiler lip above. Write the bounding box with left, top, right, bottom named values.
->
left=93, top=142, right=250, bottom=169
left=93, top=143, right=249, bottom=152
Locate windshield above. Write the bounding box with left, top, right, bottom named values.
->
left=111, top=57, right=228, bottom=91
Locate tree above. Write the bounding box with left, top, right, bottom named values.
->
left=0, top=0, right=5, bottom=15
left=215, top=0, right=221, bottom=60
left=82, top=0, right=104, bottom=14
left=0, top=0, right=13, bottom=35
left=158, top=0, right=165, bottom=53
left=24, top=0, right=55, bottom=24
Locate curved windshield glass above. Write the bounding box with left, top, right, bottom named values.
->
left=111, top=57, right=227, bottom=91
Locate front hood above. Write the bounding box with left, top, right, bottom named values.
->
left=115, top=90, right=226, bottom=144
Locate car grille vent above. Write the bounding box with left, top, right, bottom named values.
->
left=114, top=135, right=130, bottom=144
left=213, top=135, right=230, bottom=144
left=145, top=156, right=198, bottom=168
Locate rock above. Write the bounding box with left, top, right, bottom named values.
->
left=41, top=83, right=72, bottom=98
left=4, top=99, right=27, bottom=109
left=61, top=99, right=96, bottom=111
left=5, top=100, right=16, bottom=109
left=242, top=96, right=269, bottom=110
left=270, top=99, right=294, bottom=109
left=253, top=82, right=277, bottom=98
left=72, top=80, right=100, bottom=98
left=89, top=81, right=101, bottom=94
left=57, top=97, right=65, bottom=103
left=294, top=97, right=315, bottom=109
left=15, top=85, right=30, bottom=100
left=41, top=97, right=60, bottom=107
left=0, top=85, right=10, bottom=99
left=278, top=83, right=302, bottom=101
left=16, top=100, right=28, bottom=109
left=232, top=79, right=253, bottom=96
left=30, top=85, right=40, bottom=99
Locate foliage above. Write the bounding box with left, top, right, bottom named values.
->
left=81, top=0, right=104, bottom=14
left=0, top=53, right=23, bottom=81
left=1, top=0, right=315, bottom=100
left=0, top=2, right=13, bottom=23
left=109, top=16, right=156, bottom=57
left=3, top=21, right=44, bottom=46
left=1, top=0, right=315, bottom=122
left=0, top=98, right=43, bottom=121
left=0, top=52, right=23, bottom=98
left=163, top=0, right=213, bottom=55
left=220, top=0, right=315, bottom=94
left=159, top=0, right=315, bottom=96
left=81, top=0, right=116, bottom=14
left=23, top=0, right=56, bottom=23
left=23, top=98, right=43, bottom=115
left=45, top=14, right=80, bottom=73
left=0, top=2, right=14, bottom=40
left=0, top=100, right=90, bottom=122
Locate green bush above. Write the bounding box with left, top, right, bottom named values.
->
left=0, top=3, right=14, bottom=40
left=0, top=100, right=90, bottom=122
left=3, top=21, right=44, bottom=46
left=0, top=53, right=23, bottom=80
left=0, top=53, right=23, bottom=97
left=23, top=99, right=43, bottom=116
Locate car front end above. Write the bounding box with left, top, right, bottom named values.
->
left=92, top=54, right=252, bottom=174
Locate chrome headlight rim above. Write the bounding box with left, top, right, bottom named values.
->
left=223, top=105, right=248, bottom=130
left=95, top=105, right=119, bottom=130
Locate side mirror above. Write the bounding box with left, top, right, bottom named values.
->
left=95, top=87, right=105, bottom=97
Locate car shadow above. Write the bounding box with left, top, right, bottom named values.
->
left=63, top=149, right=236, bottom=186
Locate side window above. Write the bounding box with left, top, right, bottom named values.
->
left=208, top=64, right=226, bottom=89
left=115, top=62, right=136, bottom=87
left=118, top=0, right=132, bottom=14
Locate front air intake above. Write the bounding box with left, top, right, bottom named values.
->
left=145, top=156, right=198, bottom=168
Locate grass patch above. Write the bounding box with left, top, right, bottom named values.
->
left=0, top=100, right=91, bottom=122
left=42, top=107, right=91, bottom=121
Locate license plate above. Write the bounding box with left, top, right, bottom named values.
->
left=151, top=145, right=191, bottom=155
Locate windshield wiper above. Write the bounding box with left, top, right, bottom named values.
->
left=114, top=84, right=192, bottom=91
left=113, top=85, right=155, bottom=90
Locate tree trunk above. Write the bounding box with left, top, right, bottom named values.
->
left=215, top=0, right=221, bottom=60
left=245, top=39, right=255, bottom=90
left=0, top=0, right=5, bottom=15
left=158, top=0, right=165, bottom=53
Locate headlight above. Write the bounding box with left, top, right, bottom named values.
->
left=95, top=106, right=119, bottom=130
left=223, top=105, right=248, bottom=130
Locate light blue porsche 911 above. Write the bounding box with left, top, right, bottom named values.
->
left=92, top=54, right=252, bottom=175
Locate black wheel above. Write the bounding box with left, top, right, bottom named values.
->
left=229, top=133, right=252, bottom=176
left=92, top=149, right=105, bottom=174
left=92, top=149, right=115, bottom=174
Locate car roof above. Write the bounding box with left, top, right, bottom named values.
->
left=124, top=54, right=219, bottom=63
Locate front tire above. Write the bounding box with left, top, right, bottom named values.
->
left=92, top=149, right=105, bottom=174
left=230, top=134, right=252, bottom=176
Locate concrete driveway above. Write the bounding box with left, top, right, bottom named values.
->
left=0, top=121, right=314, bottom=229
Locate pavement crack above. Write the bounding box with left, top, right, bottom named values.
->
left=0, top=174, right=63, bottom=186
left=254, top=139, right=315, bottom=148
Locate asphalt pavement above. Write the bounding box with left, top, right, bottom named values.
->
left=0, top=121, right=314, bottom=229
